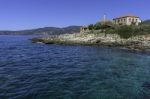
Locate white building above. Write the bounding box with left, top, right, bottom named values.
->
left=113, top=15, right=142, bottom=26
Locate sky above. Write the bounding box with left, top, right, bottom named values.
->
left=0, top=0, right=149, bottom=30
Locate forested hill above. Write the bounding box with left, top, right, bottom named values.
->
left=0, top=26, right=81, bottom=35
left=142, top=20, right=150, bottom=25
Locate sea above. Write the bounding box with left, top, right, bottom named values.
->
left=0, top=35, right=150, bottom=99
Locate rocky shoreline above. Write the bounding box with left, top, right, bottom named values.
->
left=32, top=33, right=150, bottom=52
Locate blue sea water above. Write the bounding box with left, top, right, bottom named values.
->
left=0, top=35, right=150, bottom=99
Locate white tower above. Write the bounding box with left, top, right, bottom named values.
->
left=103, top=13, right=106, bottom=22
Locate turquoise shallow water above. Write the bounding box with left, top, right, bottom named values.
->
left=0, top=35, right=150, bottom=99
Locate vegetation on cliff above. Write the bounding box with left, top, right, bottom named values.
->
left=85, top=20, right=150, bottom=39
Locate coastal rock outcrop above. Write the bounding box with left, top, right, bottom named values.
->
left=32, top=33, right=150, bottom=51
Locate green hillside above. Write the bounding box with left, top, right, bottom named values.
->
left=142, top=20, right=150, bottom=25
left=0, top=26, right=81, bottom=35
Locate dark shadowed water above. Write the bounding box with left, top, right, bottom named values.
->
left=0, top=35, right=150, bottom=99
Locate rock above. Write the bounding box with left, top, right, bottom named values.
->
left=31, top=33, right=150, bottom=52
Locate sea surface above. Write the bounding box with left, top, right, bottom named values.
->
left=0, top=35, right=150, bottom=99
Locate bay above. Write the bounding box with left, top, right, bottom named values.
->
left=0, top=35, right=150, bottom=99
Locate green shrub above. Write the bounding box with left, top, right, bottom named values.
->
left=105, top=29, right=116, bottom=34
left=88, top=24, right=94, bottom=30
left=116, top=26, right=134, bottom=39
left=87, top=20, right=150, bottom=39
left=94, top=23, right=101, bottom=30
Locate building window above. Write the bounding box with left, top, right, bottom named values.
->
left=129, top=18, right=131, bottom=22
left=136, top=19, right=138, bottom=22
left=120, top=19, right=122, bottom=22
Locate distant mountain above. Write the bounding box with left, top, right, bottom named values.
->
left=142, top=20, right=150, bottom=25
left=0, top=26, right=81, bottom=35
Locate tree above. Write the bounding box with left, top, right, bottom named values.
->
left=88, top=24, right=94, bottom=30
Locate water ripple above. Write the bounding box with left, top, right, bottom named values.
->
left=0, top=35, right=150, bottom=99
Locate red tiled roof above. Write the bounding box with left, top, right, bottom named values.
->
left=113, top=15, right=139, bottom=20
